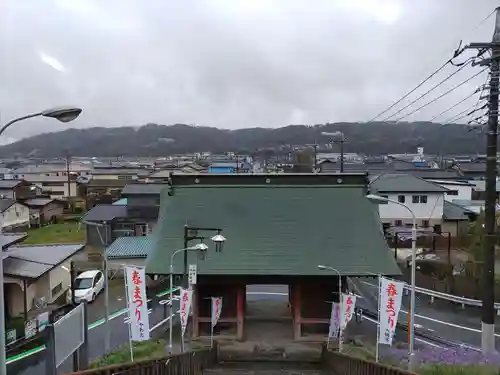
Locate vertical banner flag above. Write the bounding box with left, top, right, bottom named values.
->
left=328, top=302, right=341, bottom=338
left=378, top=277, right=404, bottom=346
left=125, top=266, right=150, bottom=341
left=179, top=288, right=193, bottom=337
left=340, top=294, right=356, bottom=330
left=211, top=297, right=223, bottom=327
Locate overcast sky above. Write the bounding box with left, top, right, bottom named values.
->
left=1, top=0, right=498, bottom=142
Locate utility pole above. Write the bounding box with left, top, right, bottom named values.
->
left=65, top=150, right=72, bottom=198
left=466, top=7, right=500, bottom=353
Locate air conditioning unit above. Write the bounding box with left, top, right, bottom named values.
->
left=33, top=296, right=47, bottom=310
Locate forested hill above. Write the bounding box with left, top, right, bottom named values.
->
left=0, top=122, right=485, bottom=158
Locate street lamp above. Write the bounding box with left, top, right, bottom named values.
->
left=366, top=193, right=417, bottom=371
left=168, top=243, right=210, bottom=354
left=317, top=264, right=343, bottom=351
left=0, top=107, right=82, bottom=375
left=183, top=226, right=225, bottom=286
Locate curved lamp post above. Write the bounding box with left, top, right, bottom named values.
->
left=317, top=264, right=343, bottom=351
left=168, top=234, right=226, bottom=353
left=366, top=193, right=417, bottom=371
left=0, top=106, right=82, bottom=375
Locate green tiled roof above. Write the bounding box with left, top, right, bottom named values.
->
left=146, top=176, right=400, bottom=276
left=106, top=236, right=155, bottom=259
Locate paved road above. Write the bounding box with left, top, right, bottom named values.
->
left=8, top=291, right=181, bottom=375
left=352, top=277, right=500, bottom=349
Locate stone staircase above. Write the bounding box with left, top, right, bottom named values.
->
left=203, top=361, right=327, bottom=375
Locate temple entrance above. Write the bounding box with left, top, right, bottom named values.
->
left=245, top=285, right=293, bottom=341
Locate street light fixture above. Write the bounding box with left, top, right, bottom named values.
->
left=211, top=232, right=226, bottom=252
left=366, top=193, right=417, bottom=371
left=0, top=107, right=82, bottom=375
left=168, top=242, right=220, bottom=353
left=317, top=264, right=343, bottom=351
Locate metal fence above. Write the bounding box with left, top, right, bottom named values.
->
left=322, top=350, right=418, bottom=375
left=66, top=349, right=216, bottom=375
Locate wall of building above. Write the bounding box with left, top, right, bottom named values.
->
left=435, top=183, right=473, bottom=202
left=48, top=259, right=72, bottom=303
left=5, top=273, right=50, bottom=317
left=1, top=203, right=29, bottom=229
left=40, top=202, right=64, bottom=220
left=377, top=192, right=444, bottom=222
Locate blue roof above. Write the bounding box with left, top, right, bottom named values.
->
left=106, top=236, right=154, bottom=259
left=113, top=198, right=128, bottom=205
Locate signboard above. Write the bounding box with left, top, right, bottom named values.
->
left=188, top=264, right=197, bottom=285
left=328, top=302, right=341, bottom=338
left=37, top=311, right=49, bottom=332
left=377, top=277, right=404, bottom=346
left=125, top=266, right=150, bottom=341
left=53, top=303, right=85, bottom=367
left=24, top=319, right=37, bottom=339
left=179, top=288, right=193, bottom=337
left=211, top=297, right=222, bottom=328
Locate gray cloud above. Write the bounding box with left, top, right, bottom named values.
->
left=0, top=0, right=498, bottom=141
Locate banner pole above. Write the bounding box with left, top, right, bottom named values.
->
left=124, top=267, right=134, bottom=362
left=210, top=298, right=214, bottom=349
left=375, top=274, right=382, bottom=363
left=338, top=293, right=343, bottom=353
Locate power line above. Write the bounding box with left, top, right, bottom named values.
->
left=367, top=8, right=498, bottom=123
left=429, top=87, right=481, bottom=122
left=380, top=59, right=474, bottom=122
left=392, top=68, right=487, bottom=122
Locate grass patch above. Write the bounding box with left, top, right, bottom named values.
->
left=418, top=364, right=499, bottom=375
left=90, top=339, right=167, bottom=368
left=23, top=222, right=85, bottom=244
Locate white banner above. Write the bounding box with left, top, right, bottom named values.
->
left=211, top=297, right=223, bottom=328
left=340, top=294, right=356, bottom=330
left=179, top=288, right=193, bottom=336
left=377, top=277, right=404, bottom=346
left=188, top=264, right=197, bottom=285
left=125, top=266, right=150, bottom=341
left=328, top=302, right=341, bottom=338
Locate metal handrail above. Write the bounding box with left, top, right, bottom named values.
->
left=361, top=280, right=500, bottom=310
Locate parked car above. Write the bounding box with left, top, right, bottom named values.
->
left=67, top=270, right=105, bottom=304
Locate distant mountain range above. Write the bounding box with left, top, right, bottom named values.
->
left=0, top=122, right=487, bottom=158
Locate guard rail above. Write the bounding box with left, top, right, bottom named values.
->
left=361, top=280, right=500, bottom=313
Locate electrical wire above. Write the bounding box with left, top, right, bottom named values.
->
left=379, top=59, right=474, bottom=122
left=366, top=7, right=497, bottom=123
left=392, top=68, right=488, bottom=122
left=429, top=89, right=479, bottom=122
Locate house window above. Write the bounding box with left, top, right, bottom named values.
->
left=422, top=220, right=430, bottom=228
left=51, top=282, right=63, bottom=298
left=398, top=195, right=405, bottom=203
left=447, top=190, right=458, bottom=196
left=412, top=195, right=428, bottom=204
left=395, top=220, right=403, bottom=226
left=135, top=223, right=149, bottom=236
left=434, top=224, right=442, bottom=234
left=118, top=175, right=134, bottom=180
left=412, top=195, right=419, bottom=204
left=420, top=195, right=428, bottom=203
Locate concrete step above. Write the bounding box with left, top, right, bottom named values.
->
left=204, top=361, right=327, bottom=375
left=218, top=342, right=323, bottom=362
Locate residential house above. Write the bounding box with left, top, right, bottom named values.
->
left=0, top=180, right=39, bottom=200
left=82, top=182, right=166, bottom=253
left=369, top=173, right=448, bottom=232
left=21, top=174, right=79, bottom=199
left=3, top=244, right=85, bottom=318
left=21, top=198, right=66, bottom=226
left=121, top=183, right=165, bottom=225
left=442, top=201, right=477, bottom=237
left=91, top=164, right=151, bottom=181
left=78, top=179, right=128, bottom=209
left=0, top=199, right=30, bottom=231
left=469, top=180, right=500, bottom=202
left=428, top=180, right=474, bottom=202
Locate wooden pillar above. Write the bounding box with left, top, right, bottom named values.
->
left=293, top=283, right=301, bottom=340
left=236, top=285, right=245, bottom=341
left=192, top=284, right=199, bottom=338
left=23, top=280, right=28, bottom=320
